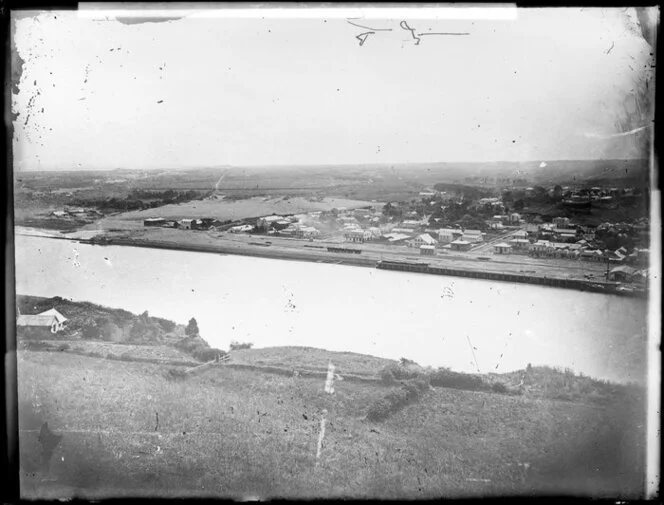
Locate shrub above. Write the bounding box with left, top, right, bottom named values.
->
left=491, top=382, right=509, bottom=394
left=379, top=363, right=422, bottom=384
left=229, top=341, right=253, bottom=351
left=165, top=368, right=187, bottom=381
left=367, top=377, right=431, bottom=422
left=429, top=368, right=488, bottom=391
left=192, top=347, right=227, bottom=363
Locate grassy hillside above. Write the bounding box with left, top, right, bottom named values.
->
left=17, top=348, right=646, bottom=499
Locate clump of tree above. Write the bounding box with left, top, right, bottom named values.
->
left=174, top=317, right=227, bottom=362
left=229, top=340, right=253, bottom=351
left=185, top=317, right=200, bottom=336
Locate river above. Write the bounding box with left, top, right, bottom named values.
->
left=14, top=233, right=648, bottom=384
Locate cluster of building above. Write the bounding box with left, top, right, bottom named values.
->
left=144, top=217, right=221, bottom=230
left=491, top=215, right=650, bottom=269
left=51, top=206, right=102, bottom=219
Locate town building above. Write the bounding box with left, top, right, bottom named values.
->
left=493, top=243, right=513, bottom=254
left=178, top=218, right=194, bottom=229
left=530, top=240, right=554, bottom=255
left=256, top=215, right=284, bottom=231
left=420, top=245, right=436, bottom=256
left=345, top=229, right=372, bottom=243
left=408, top=233, right=437, bottom=248
left=509, top=213, right=522, bottom=225
left=383, top=233, right=411, bottom=243
left=513, top=230, right=528, bottom=239
left=437, top=228, right=460, bottom=244
left=508, top=238, right=531, bottom=252
left=580, top=249, right=605, bottom=262
left=229, top=224, right=254, bottom=233
left=462, top=230, right=484, bottom=243
left=553, top=217, right=571, bottom=228
left=296, top=227, right=320, bottom=239
left=450, top=239, right=472, bottom=252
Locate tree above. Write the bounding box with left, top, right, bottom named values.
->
left=553, top=185, right=563, bottom=202
left=513, top=199, right=525, bottom=211
left=185, top=317, right=199, bottom=336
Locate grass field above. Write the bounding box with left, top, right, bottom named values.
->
left=87, top=196, right=378, bottom=232
left=17, top=348, right=646, bottom=499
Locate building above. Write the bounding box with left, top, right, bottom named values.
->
left=530, top=240, right=554, bottom=255
left=383, top=233, right=411, bottom=243
left=553, top=217, right=571, bottom=229
left=420, top=245, right=436, bottom=256
left=17, top=308, right=67, bottom=336
left=272, top=220, right=291, bottom=231
left=580, top=249, right=605, bottom=262
left=256, top=215, right=284, bottom=231
left=408, top=233, right=437, bottom=248
left=508, top=238, right=531, bottom=252
left=509, top=213, right=521, bottom=225
left=450, top=239, right=472, bottom=252
left=144, top=218, right=166, bottom=227
left=229, top=224, right=254, bottom=233
left=493, top=243, right=513, bottom=254
left=462, top=230, right=484, bottom=243
left=437, top=228, right=460, bottom=244
left=296, top=227, right=320, bottom=239
left=178, top=218, right=194, bottom=229
left=51, top=210, right=67, bottom=218
left=345, top=229, right=371, bottom=243
left=513, top=230, right=528, bottom=239
left=608, top=266, right=637, bottom=282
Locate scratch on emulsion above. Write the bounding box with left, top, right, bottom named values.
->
left=316, top=361, right=336, bottom=463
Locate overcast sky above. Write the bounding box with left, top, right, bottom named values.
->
left=11, top=6, right=657, bottom=171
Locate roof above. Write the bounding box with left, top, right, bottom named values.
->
left=385, top=233, right=411, bottom=242
left=451, top=239, right=471, bottom=245
left=145, top=217, right=165, bottom=221
left=509, top=239, right=530, bottom=244
left=493, top=242, right=512, bottom=248
left=464, top=229, right=482, bottom=235
left=37, top=309, right=67, bottom=323
left=17, top=314, right=57, bottom=327
left=420, top=245, right=435, bottom=250
left=180, top=218, right=194, bottom=223
left=260, top=215, right=283, bottom=222
left=415, top=234, right=436, bottom=245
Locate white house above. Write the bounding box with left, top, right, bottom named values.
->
left=178, top=218, right=194, bottom=229
left=17, top=308, right=67, bottom=333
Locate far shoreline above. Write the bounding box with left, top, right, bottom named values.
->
left=14, top=226, right=647, bottom=298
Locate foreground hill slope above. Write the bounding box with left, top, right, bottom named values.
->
left=17, top=347, right=645, bottom=499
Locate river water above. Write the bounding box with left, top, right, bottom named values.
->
left=14, top=233, right=648, bottom=384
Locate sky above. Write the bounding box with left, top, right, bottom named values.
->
left=11, top=6, right=658, bottom=171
